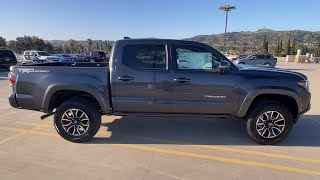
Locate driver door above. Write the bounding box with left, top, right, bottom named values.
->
left=171, top=44, right=238, bottom=115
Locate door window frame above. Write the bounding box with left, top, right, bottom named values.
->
left=121, top=43, right=170, bottom=72
left=171, top=44, right=224, bottom=74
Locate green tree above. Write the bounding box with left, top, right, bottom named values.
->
left=316, top=41, right=320, bottom=57
left=286, top=38, right=291, bottom=55
left=274, top=39, right=281, bottom=56
left=31, top=36, right=46, bottom=51
left=55, top=46, right=64, bottom=54
left=280, top=39, right=283, bottom=55
left=86, top=39, right=93, bottom=51
left=7, top=40, right=17, bottom=52
left=0, top=36, right=6, bottom=47
left=261, top=34, right=268, bottom=54
left=45, top=42, right=53, bottom=53
left=68, top=39, right=76, bottom=54
left=291, top=40, right=296, bottom=55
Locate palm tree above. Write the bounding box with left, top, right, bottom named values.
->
left=86, top=39, right=93, bottom=51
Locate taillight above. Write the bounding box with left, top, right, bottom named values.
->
left=8, top=73, right=17, bottom=86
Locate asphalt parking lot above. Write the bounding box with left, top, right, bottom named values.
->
left=0, top=62, right=319, bottom=180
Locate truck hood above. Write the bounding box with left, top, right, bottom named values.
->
left=236, top=64, right=307, bottom=80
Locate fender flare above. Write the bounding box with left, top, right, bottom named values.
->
left=41, top=83, right=111, bottom=114
left=237, top=87, right=301, bottom=117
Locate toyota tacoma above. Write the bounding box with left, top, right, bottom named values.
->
left=8, top=39, right=311, bottom=145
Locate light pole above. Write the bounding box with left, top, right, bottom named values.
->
left=219, top=4, right=236, bottom=53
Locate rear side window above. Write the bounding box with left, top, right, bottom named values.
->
left=123, top=44, right=166, bottom=70
left=256, top=55, right=265, bottom=59
left=266, top=55, right=271, bottom=59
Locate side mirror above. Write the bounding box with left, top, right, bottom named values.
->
left=219, top=60, right=231, bottom=73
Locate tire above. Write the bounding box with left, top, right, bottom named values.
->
left=245, top=102, right=293, bottom=145
left=239, top=62, right=245, bottom=64
left=264, top=62, right=271, bottom=67
left=54, top=99, right=101, bottom=143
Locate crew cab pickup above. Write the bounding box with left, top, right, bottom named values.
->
left=8, top=39, right=311, bottom=145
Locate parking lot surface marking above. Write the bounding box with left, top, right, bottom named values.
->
left=110, top=132, right=320, bottom=164
left=1, top=124, right=320, bottom=176
left=116, top=144, right=320, bottom=176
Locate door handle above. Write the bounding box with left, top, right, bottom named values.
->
left=173, top=78, right=191, bottom=83
left=118, top=76, right=135, bottom=81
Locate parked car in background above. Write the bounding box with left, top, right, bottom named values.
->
left=23, top=50, right=60, bottom=62
left=54, top=54, right=77, bottom=63
left=78, top=51, right=108, bottom=62
left=232, top=54, right=248, bottom=61
left=0, top=49, right=17, bottom=70
left=233, top=54, right=277, bottom=67
left=16, top=54, right=42, bottom=65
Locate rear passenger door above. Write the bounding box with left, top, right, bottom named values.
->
left=112, top=43, right=173, bottom=113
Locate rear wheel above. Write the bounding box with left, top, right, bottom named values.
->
left=245, top=103, right=293, bottom=145
left=54, top=99, right=101, bottom=143
left=239, top=62, right=245, bottom=65
left=264, top=62, right=271, bottom=67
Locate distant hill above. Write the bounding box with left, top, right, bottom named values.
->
left=185, top=29, right=320, bottom=51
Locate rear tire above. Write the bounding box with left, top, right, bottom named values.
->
left=54, top=99, right=101, bottom=143
left=264, top=62, right=271, bottom=67
left=245, top=102, right=293, bottom=145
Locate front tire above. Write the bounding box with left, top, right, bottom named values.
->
left=54, top=99, right=101, bottom=143
left=246, top=103, right=293, bottom=145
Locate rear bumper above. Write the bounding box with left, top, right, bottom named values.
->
left=9, top=93, right=19, bottom=109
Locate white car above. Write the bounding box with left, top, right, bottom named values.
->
left=23, top=51, right=59, bottom=62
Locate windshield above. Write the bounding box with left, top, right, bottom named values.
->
left=37, top=52, right=51, bottom=56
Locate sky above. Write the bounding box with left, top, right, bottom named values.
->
left=1, top=0, right=320, bottom=41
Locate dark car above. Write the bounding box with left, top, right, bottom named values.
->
left=79, top=51, right=107, bottom=62
left=8, top=38, right=310, bottom=145
left=0, top=49, right=17, bottom=70
left=54, top=54, right=77, bottom=63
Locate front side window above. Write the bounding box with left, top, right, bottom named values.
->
left=175, top=46, right=220, bottom=72
left=123, top=44, right=166, bottom=70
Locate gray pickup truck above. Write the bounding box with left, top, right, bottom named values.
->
left=8, top=39, right=311, bottom=145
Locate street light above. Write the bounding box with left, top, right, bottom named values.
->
left=219, top=4, right=236, bottom=53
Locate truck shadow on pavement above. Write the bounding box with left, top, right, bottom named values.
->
left=89, top=115, right=320, bottom=146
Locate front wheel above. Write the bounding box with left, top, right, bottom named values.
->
left=54, top=99, right=101, bottom=143
left=246, top=103, right=293, bottom=145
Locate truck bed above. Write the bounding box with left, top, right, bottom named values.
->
left=9, top=62, right=111, bottom=113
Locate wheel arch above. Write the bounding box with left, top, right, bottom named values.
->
left=238, top=89, right=301, bottom=122
left=42, top=83, right=111, bottom=114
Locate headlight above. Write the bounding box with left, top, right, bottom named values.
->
left=297, top=80, right=309, bottom=89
